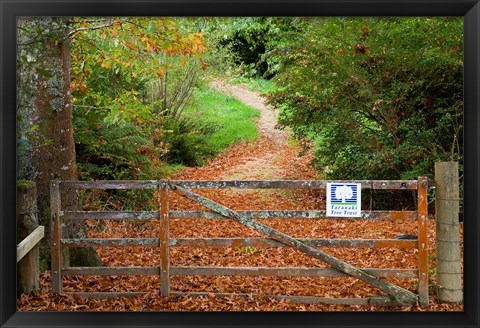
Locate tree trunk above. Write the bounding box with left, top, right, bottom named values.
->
left=22, top=17, right=101, bottom=268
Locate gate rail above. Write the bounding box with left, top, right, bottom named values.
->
left=51, top=178, right=428, bottom=306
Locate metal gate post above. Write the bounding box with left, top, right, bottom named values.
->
left=417, top=176, right=429, bottom=306
left=159, top=180, right=170, bottom=296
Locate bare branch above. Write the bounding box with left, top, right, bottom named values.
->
left=64, top=20, right=117, bottom=41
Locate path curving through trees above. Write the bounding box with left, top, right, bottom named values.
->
left=175, top=78, right=315, bottom=182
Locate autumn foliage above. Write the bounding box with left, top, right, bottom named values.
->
left=16, top=18, right=464, bottom=312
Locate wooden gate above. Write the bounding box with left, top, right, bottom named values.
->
left=51, top=177, right=428, bottom=306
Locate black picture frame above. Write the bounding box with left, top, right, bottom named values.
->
left=1, top=1, right=478, bottom=327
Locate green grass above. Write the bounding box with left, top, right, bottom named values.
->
left=246, top=78, right=278, bottom=94
left=230, top=76, right=279, bottom=95
left=183, top=85, right=260, bottom=155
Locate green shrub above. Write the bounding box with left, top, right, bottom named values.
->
left=204, top=17, right=305, bottom=79
left=162, top=118, right=216, bottom=166
left=74, top=84, right=260, bottom=180
left=268, top=17, right=463, bottom=183
left=74, top=107, right=155, bottom=180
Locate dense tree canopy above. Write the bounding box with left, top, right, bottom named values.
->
left=266, top=17, right=463, bottom=182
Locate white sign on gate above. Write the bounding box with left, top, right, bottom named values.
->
left=326, top=183, right=362, bottom=217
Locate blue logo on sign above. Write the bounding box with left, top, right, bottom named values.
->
left=330, top=184, right=358, bottom=205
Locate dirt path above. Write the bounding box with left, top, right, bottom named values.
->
left=207, top=79, right=290, bottom=180
left=208, top=78, right=288, bottom=143
left=175, top=78, right=316, bottom=182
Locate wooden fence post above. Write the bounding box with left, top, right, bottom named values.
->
left=434, top=162, right=463, bottom=303
left=50, top=180, right=62, bottom=294
left=159, top=180, right=170, bottom=296
left=417, top=176, right=429, bottom=306
left=17, top=180, right=40, bottom=294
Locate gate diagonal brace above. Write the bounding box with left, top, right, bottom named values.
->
left=170, top=183, right=418, bottom=306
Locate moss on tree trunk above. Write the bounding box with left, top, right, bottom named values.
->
left=19, top=17, right=101, bottom=268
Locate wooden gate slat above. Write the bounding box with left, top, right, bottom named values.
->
left=62, top=266, right=159, bottom=276
left=61, top=180, right=159, bottom=189
left=170, top=266, right=418, bottom=278
left=169, top=210, right=417, bottom=221
left=61, top=238, right=159, bottom=247
left=170, top=180, right=418, bottom=190
left=62, top=211, right=159, bottom=220
left=170, top=291, right=403, bottom=306
left=171, top=183, right=418, bottom=306
left=170, top=237, right=417, bottom=249
left=66, top=291, right=401, bottom=306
